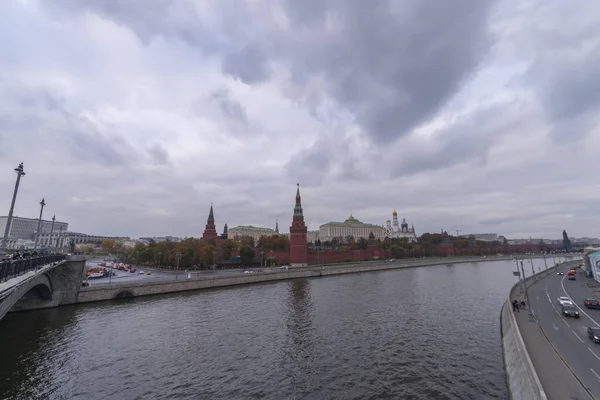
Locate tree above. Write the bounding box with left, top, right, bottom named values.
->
left=345, top=235, right=355, bottom=245
left=238, top=235, right=255, bottom=248
left=218, top=239, right=235, bottom=260
left=562, top=230, right=572, bottom=250
left=357, top=237, right=368, bottom=250
left=101, top=239, right=116, bottom=252
left=200, top=245, right=216, bottom=267
left=239, top=245, right=255, bottom=267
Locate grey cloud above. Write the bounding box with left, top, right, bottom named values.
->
left=147, top=143, right=171, bottom=166
left=221, top=45, right=271, bottom=85
left=210, top=89, right=248, bottom=123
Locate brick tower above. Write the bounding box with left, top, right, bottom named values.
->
left=202, top=203, right=218, bottom=243
left=289, top=184, right=307, bottom=266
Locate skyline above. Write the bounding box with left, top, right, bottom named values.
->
left=1, top=1, right=599, bottom=239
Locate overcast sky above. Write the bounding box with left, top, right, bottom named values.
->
left=0, top=1, right=598, bottom=239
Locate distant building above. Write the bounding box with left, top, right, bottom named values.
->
left=467, top=233, right=499, bottom=242
left=289, top=184, right=308, bottom=266
left=320, top=215, right=386, bottom=241
left=307, top=230, right=320, bottom=244
left=202, top=204, right=218, bottom=242
left=138, top=236, right=183, bottom=244
left=384, top=209, right=417, bottom=242
left=0, top=215, right=68, bottom=240
left=228, top=225, right=277, bottom=241
left=36, top=231, right=129, bottom=250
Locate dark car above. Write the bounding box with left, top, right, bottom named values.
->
left=588, top=327, right=600, bottom=343
left=585, top=299, right=600, bottom=309
left=568, top=275, right=576, bottom=280
left=561, top=304, right=580, bottom=318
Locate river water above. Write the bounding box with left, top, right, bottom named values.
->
left=0, top=258, right=557, bottom=400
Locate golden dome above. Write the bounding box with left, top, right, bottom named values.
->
left=392, top=209, right=397, bottom=216
left=386, top=219, right=391, bottom=223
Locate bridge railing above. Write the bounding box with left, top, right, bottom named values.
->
left=0, top=254, right=67, bottom=283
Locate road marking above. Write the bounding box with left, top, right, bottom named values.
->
left=562, top=318, right=571, bottom=328
left=572, top=329, right=584, bottom=342
left=591, top=368, right=600, bottom=382
left=552, top=323, right=559, bottom=331
left=561, top=274, right=600, bottom=328
left=589, top=347, right=600, bottom=361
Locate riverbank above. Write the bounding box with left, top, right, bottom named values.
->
left=77, top=255, right=549, bottom=305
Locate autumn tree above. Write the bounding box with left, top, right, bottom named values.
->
left=101, top=239, right=116, bottom=252
left=199, top=245, right=216, bottom=268
left=357, top=237, right=369, bottom=250
left=218, top=239, right=235, bottom=260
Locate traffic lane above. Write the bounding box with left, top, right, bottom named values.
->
left=560, top=271, right=600, bottom=328
left=528, top=274, right=600, bottom=396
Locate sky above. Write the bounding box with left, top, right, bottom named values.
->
left=0, top=0, right=599, bottom=240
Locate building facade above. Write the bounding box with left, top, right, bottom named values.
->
left=290, top=184, right=307, bottom=266
left=228, top=226, right=277, bottom=241
left=202, top=204, right=218, bottom=242
left=0, top=216, right=68, bottom=240
left=384, top=210, right=417, bottom=242
left=35, top=231, right=129, bottom=249
left=319, top=215, right=386, bottom=241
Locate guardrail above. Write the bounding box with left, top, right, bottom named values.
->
left=0, top=254, right=67, bottom=283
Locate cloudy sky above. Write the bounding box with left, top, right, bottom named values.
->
left=0, top=0, right=598, bottom=239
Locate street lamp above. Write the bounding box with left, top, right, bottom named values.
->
left=176, top=252, right=182, bottom=270
left=260, top=251, right=265, bottom=267
left=158, top=252, right=163, bottom=267
left=34, top=198, right=46, bottom=250
left=1, top=162, right=26, bottom=252
left=48, top=215, right=56, bottom=251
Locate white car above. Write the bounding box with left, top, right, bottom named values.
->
left=139, top=270, right=145, bottom=275
left=244, top=270, right=253, bottom=274
left=558, top=296, right=573, bottom=305
left=280, top=265, right=289, bottom=270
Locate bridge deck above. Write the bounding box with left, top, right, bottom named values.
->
left=0, top=262, right=62, bottom=299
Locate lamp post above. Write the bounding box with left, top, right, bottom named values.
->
left=158, top=252, right=163, bottom=267
left=260, top=251, right=264, bottom=268
left=34, top=198, right=46, bottom=250
left=1, top=162, right=26, bottom=252
left=48, top=215, right=56, bottom=251
left=176, top=252, right=182, bottom=271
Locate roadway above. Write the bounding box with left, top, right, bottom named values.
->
left=527, top=262, right=600, bottom=398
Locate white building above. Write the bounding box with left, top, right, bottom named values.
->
left=319, top=215, right=386, bottom=241
left=384, top=210, right=417, bottom=242
left=0, top=215, right=68, bottom=240
left=37, top=231, right=129, bottom=249
left=228, top=225, right=277, bottom=241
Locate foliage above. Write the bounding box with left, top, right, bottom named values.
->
left=199, top=245, right=216, bottom=267
left=217, top=239, right=235, bottom=260
left=239, top=245, right=255, bottom=266
left=256, top=235, right=290, bottom=251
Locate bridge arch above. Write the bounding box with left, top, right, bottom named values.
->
left=1, top=273, right=54, bottom=318
left=114, top=290, right=135, bottom=299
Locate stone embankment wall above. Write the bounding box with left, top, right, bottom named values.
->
left=78, top=256, right=511, bottom=304
left=501, top=260, right=580, bottom=400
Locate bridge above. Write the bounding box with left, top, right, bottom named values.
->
left=0, top=254, right=86, bottom=322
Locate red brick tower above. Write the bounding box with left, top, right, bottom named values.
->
left=202, top=203, right=218, bottom=243
left=289, top=184, right=307, bottom=266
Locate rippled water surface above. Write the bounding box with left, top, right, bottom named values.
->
left=0, top=259, right=553, bottom=399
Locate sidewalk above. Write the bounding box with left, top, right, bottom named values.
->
left=511, top=284, right=592, bottom=400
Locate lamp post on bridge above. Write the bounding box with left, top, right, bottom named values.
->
left=1, top=162, right=26, bottom=253
left=48, top=215, right=56, bottom=252
left=34, top=198, right=46, bottom=250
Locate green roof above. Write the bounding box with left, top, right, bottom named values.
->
left=320, top=216, right=384, bottom=229
left=229, top=225, right=275, bottom=233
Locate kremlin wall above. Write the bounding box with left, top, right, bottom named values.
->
left=198, top=185, right=565, bottom=268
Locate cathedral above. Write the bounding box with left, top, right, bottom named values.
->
left=385, top=209, right=417, bottom=242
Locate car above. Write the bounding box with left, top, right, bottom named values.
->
left=585, top=298, right=600, bottom=309
left=139, top=270, right=145, bottom=275
left=568, top=275, right=576, bottom=281
left=280, top=265, right=289, bottom=270
left=588, top=327, right=600, bottom=343
left=557, top=272, right=564, bottom=275
left=558, top=297, right=573, bottom=305
left=244, top=270, right=253, bottom=274
left=130, top=268, right=137, bottom=273
left=146, top=271, right=152, bottom=275
left=561, top=303, right=580, bottom=318
left=568, top=270, right=576, bottom=276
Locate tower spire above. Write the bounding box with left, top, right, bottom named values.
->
left=275, top=219, right=279, bottom=234
left=294, top=183, right=303, bottom=217
left=208, top=202, right=214, bottom=224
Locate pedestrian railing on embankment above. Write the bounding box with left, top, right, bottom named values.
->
left=501, top=259, right=581, bottom=400
left=0, top=255, right=66, bottom=283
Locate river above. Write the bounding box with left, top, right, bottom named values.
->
left=0, top=258, right=558, bottom=399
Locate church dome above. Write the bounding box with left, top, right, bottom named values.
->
left=344, top=214, right=360, bottom=223
left=392, top=209, right=397, bottom=216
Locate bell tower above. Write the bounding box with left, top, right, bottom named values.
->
left=289, top=184, right=307, bottom=266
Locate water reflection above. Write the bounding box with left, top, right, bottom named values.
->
left=282, top=279, right=316, bottom=395
left=0, top=307, right=79, bottom=400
